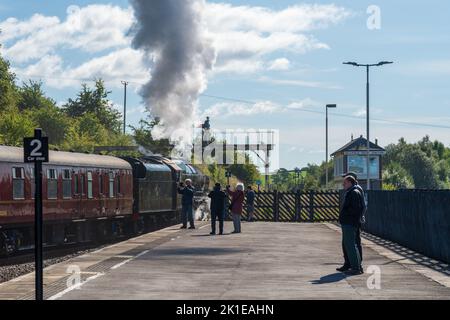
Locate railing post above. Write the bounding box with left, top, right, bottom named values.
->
left=273, top=190, right=279, bottom=222
left=295, top=190, right=300, bottom=222
left=309, top=190, right=314, bottom=222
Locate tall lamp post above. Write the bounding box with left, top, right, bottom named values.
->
left=325, top=104, right=337, bottom=188
left=343, top=61, right=393, bottom=190
left=294, top=167, right=301, bottom=191
left=121, top=81, right=129, bottom=134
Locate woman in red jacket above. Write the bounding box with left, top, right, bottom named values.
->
left=226, top=183, right=245, bottom=233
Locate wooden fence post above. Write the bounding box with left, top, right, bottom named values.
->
left=309, top=190, right=314, bottom=222
left=295, top=190, right=300, bottom=222
left=273, top=190, right=279, bottom=222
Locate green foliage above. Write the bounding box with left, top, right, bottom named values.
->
left=382, top=162, right=414, bottom=189
left=18, top=80, right=56, bottom=111
left=63, top=80, right=122, bottom=133
left=228, top=156, right=261, bottom=186
left=383, top=136, right=450, bottom=189
left=0, top=53, right=18, bottom=112
left=28, top=105, right=69, bottom=145
left=130, top=117, right=174, bottom=156
left=0, top=107, right=36, bottom=146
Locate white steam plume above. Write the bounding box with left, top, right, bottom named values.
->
left=130, top=0, right=216, bottom=157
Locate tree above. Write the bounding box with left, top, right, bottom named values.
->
left=382, top=162, right=414, bottom=189
left=227, top=154, right=261, bottom=186
left=0, top=52, right=18, bottom=112
left=18, top=80, right=56, bottom=111
left=63, top=80, right=122, bottom=133
left=0, top=108, right=35, bottom=146
left=28, top=105, right=70, bottom=145
left=130, top=116, right=174, bottom=156
left=271, top=168, right=293, bottom=191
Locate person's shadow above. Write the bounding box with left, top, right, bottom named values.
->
left=310, top=272, right=347, bottom=284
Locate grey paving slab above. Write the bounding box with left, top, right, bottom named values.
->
left=57, top=222, right=450, bottom=300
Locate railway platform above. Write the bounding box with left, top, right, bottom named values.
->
left=0, top=222, right=449, bottom=300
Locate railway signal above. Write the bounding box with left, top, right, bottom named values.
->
left=225, top=171, right=232, bottom=185
left=24, top=128, right=49, bottom=301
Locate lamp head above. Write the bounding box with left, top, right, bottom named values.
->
left=377, top=61, right=394, bottom=66
left=343, top=62, right=358, bottom=66
left=326, top=104, right=337, bottom=108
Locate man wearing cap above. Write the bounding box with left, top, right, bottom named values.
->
left=337, top=172, right=365, bottom=272
left=337, top=174, right=365, bottom=275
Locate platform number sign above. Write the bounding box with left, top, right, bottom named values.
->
left=23, top=128, right=48, bottom=301
left=24, top=134, right=48, bottom=162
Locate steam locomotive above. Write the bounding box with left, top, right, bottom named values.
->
left=0, top=145, right=210, bottom=255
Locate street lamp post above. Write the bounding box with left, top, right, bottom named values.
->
left=325, top=104, right=337, bottom=189
left=121, top=81, right=129, bottom=135
left=294, top=167, right=301, bottom=191
left=343, top=61, right=393, bottom=190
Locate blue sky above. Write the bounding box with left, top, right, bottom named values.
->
left=1, top=1, right=450, bottom=171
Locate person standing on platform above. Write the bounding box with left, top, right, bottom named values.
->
left=178, top=179, right=195, bottom=229
left=337, top=172, right=366, bottom=272
left=246, top=185, right=256, bottom=222
left=208, top=183, right=227, bottom=235
left=338, top=176, right=364, bottom=275
left=226, top=183, right=245, bottom=233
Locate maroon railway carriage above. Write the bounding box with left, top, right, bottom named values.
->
left=0, top=145, right=133, bottom=252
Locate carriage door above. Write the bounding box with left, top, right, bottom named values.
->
left=98, top=172, right=106, bottom=217
left=79, top=172, right=87, bottom=219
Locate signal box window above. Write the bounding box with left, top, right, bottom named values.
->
left=12, top=167, right=25, bottom=200
left=47, top=169, right=58, bottom=199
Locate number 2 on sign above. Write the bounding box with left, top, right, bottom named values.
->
left=30, top=139, right=43, bottom=157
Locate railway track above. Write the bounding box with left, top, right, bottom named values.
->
left=0, top=236, right=132, bottom=284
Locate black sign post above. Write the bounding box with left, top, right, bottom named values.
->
left=24, top=129, right=49, bottom=301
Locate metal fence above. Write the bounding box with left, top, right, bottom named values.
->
left=239, top=190, right=341, bottom=222
left=364, top=190, right=450, bottom=264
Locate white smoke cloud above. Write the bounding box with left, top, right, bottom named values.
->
left=130, top=0, right=217, bottom=156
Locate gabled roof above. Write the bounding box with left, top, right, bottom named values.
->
left=331, top=136, right=385, bottom=157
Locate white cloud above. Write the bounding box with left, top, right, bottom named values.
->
left=1, top=5, right=134, bottom=63
left=201, top=98, right=321, bottom=118
left=286, top=98, right=320, bottom=109
left=205, top=3, right=351, bottom=73
left=202, top=101, right=280, bottom=118
left=14, top=48, right=148, bottom=89
left=258, top=76, right=342, bottom=90
left=1, top=2, right=352, bottom=89
left=268, top=58, right=290, bottom=71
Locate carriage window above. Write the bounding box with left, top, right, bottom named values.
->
left=87, top=171, right=93, bottom=199
left=109, top=172, right=115, bottom=198
left=117, top=174, right=121, bottom=195
left=12, top=167, right=25, bottom=199
left=80, top=175, right=85, bottom=195
left=99, top=174, right=104, bottom=195
left=47, top=169, right=57, bottom=199
left=62, top=169, right=72, bottom=199
left=30, top=168, right=35, bottom=199
left=74, top=174, right=79, bottom=194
